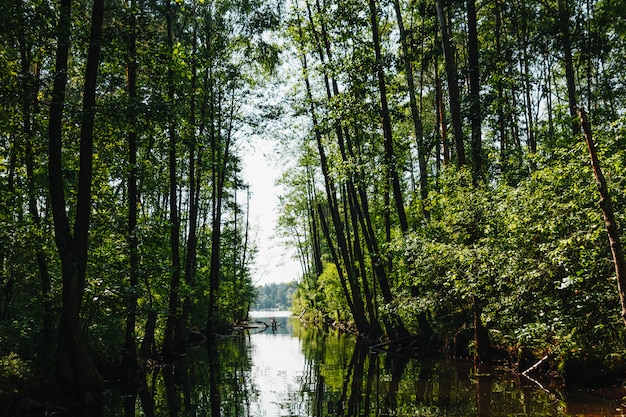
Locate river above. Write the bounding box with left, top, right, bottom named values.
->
left=106, top=311, right=625, bottom=416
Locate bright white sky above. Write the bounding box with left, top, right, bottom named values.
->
left=238, top=45, right=305, bottom=287
left=241, top=137, right=302, bottom=286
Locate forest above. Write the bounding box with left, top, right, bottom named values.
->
left=251, top=281, right=298, bottom=310
left=281, top=0, right=626, bottom=385
left=1, top=0, right=626, bottom=408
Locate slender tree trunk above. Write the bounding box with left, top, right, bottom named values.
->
left=392, top=0, right=429, bottom=219
left=520, top=0, right=536, bottom=153
left=162, top=0, right=182, bottom=361
left=472, top=295, right=491, bottom=361
left=558, top=0, right=578, bottom=136
left=300, top=4, right=371, bottom=334
left=494, top=0, right=507, bottom=160
left=206, top=83, right=221, bottom=334
left=579, top=109, right=626, bottom=325
left=206, top=85, right=234, bottom=334
left=234, top=187, right=251, bottom=322
left=180, top=17, right=201, bottom=345
left=49, top=0, right=104, bottom=401
left=436, top=0, right=466, bottom=166
left=467, top=0, right=481, bottom=181
left=435, top=58, right=449, bottom=168
left=307, top=167, right=324, bottom=276
left=122, top=0, right=139, bottom=386
left=232, top=190, right=240, bottom=320
left=2, top=138, right=18, bottom=321
left=368, top=0, right=409, bottom=233
left=18, top=27, right=54, bottom=355
left=545, top=54, right=556, bottom=141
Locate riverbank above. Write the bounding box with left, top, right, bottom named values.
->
left=2, top=314, right=626, bottom=416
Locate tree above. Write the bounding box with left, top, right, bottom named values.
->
left=293, top=1, right=373, bottom=335
left=391, top=0, right=430, bottom=218
left=558, top=0, right=579, bottom=136
left=466, top=0, right=482, bottom=180
left=436, top=0, right=465, bottom=166
left=121, top=0, right=140, bottom=385
left=368, top=0, right=409, bottom=233
left=48, top=0, right=105, bottom=400
left=579, top=108, right=626, bottom=326
left=161, top=0, right=184, bottom=362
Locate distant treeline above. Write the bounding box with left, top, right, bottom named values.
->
left=252, top=282, right=298, bottom=311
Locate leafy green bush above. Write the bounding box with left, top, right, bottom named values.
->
left=0, top=353, right=33, bottom=396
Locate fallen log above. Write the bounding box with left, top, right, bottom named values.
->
left=521, top=353, right=551, bottom=375
left=233, top=321, right=270, bottom=331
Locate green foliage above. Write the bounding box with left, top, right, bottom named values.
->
left=0, top=353, right=34, bottom=397
left=252, top=281, right=298, bottom=311
left=291, top=271, right=323, bottom=320
left=395, top=135, right=626, bottom=365
left=0, top=0, right=274, bottom=394
left=279, top=0, right=626, bottom=377
left=291, top=262, right=354, bottom=325
left=317, top=262, right=351, bottom=322
left=2, top=0, right=626, bottom=395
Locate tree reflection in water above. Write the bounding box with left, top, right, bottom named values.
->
left=110, top=317, right=622, bottom=416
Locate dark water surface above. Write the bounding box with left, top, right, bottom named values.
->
left=106, top=312, right=625, bottom=416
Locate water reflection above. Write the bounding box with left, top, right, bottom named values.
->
left=109, top=314, right=624, bottom=416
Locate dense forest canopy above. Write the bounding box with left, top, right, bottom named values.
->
left=1, top=0, right=626, bottom=405
left=1, top=0, right=279, bottom=402
left=280, top=0, right=626, bottom=382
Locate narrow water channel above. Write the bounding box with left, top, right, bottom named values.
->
left=108, top=312, right=625, bottom=416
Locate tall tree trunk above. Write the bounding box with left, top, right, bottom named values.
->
left=545, top=54, right=556, bottom=141
left=558, top=0, right=578, bottom=136
left=579, top=109, right=626, bottom=326
left=520, top=0, right=536, bottom=153
left=206, top=96, right=220, bottom=334
left=435, top=57, right=449, bottom=169
left=122, top=0, right=139, bottom=386
left=391, top=0, right=429, bottom=219
left=180, top=17, right=201, bottom=345
left=495, top=0, right=507, bottom=160
left=235, top=187, right=251, bottom=321
left=49, top=0, right=104, bottom=401
left=1, top=141, right=17, bottom=321
left=300, top=4, right=371, bottom=335
left=162, top=0, right=182, bottom=361
left=232, top=189, right=240, bottom=320
left=205, top=85, right=234, bottom=334
left=17, top=24, right=54, bottom=356
left=467, top=0, right=481, bottom=181
left=368, top=0, right=409, bottom=233
left=436, top=0, right=466, bottom=166
left=472, top=295, right=491, bottom=361
left=307, top=167, right=324, bottom=277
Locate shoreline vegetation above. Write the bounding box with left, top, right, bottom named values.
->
left=1, top=306, right=625, bottom=414
left=294, top=311, right=626, bottom=393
